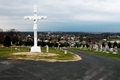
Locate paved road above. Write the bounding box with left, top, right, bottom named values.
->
left=0, top=49, right=120, bottom=80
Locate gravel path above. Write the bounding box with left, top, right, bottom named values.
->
left=0, top=49, right=120, bottom=80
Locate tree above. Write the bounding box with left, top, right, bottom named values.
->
left=102, top=42, right=105, bottom=47
left=6, top=29, right=19, bottom=44
left=108, top=42, right=112, bottom=48
left=25, top=39, right=33, bottom=46
left=88, top=39, right=91, bottom=42
left=113, top=41, right=117, bottom=47
left=54, top=42, right=58, bottom=47
left=86, top=43, right=89, bottom=48
left=63, top=42, right=70, bottom=47
left=74, top=43, right=80, bottom=47
left=3, top=35, right=11, bottom=47
left=38, top=41, right=45, bottom=47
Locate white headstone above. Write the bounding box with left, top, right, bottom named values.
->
left=88, top=47, right=91, bottom=51
left=113, top=52, right=117, bottom=54
left=103, top=47, right=106, bottom=52
left=96, top=47, right=98, bottom=52
left=99, top=45, right=103, bottom=52
left=106, top=52, right=109, bottom=53
left=76, top=46, right=77, bottom=48
left=46, top=45, right=49, bottom=52
left=109, top=48, right=113, bottom=52
left=84, top=45, right=87, bottom=50
left=93, top=45, right=96, bottom=50
left=95, top=44, right=98, bottom=51
left=24, top=5, right=47, bottom=52
left=11, top=46, right=12, bottom=51
left=65, top=50, right=67, bottom=54
left=113, top=46, right=118, bottom=54
left=80, top=45, right=83, bottom=49
left=106, top=44, right=109, bottom=51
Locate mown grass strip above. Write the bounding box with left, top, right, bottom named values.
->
left=67, top=48, right=120, bottom=61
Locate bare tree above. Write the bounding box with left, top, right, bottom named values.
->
left=0, top=28, right=4, bottom=44
left=6, top=29, right=20, bottom=44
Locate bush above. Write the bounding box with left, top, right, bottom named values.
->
left=3, top=35, right=11, bottom=47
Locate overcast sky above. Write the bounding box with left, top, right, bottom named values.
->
left=0, top=0, right=120, bottom=32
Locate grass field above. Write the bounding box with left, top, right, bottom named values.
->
left=0, top=46, right=79, bottom=61
left=67, top=47, right=120, bottom=61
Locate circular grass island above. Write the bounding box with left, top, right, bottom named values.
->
left=0, top=46, right=82, bottom=62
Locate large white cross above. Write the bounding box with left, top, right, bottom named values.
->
left=24, top=5, right=47, bottom=52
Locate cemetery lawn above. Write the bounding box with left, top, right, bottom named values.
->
left=67, top=48, right=120, bottom=61
left=0, top=46, right=81, bottom=62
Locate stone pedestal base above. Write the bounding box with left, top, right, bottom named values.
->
left=31, top=47, right=41, bottom=52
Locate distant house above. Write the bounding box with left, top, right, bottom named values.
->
left=59, top=40, right=67, bottom=43
left=50, top=39, right=58, bottom=43
left=74, top=40, right=79, bottom=43
left=38, top=39, right=42, bottom=42
left=87, top=42, right=94, bottom=44
left=44, top=40, right=49, bottom=42
left=102, top=39, right=107, bottom=41
left=83, top=37, right=86, bottom=39
left=71, top=37, right=75, bottom=40
left=68, top=40, right=76, bottom=47
left=82, top=40, right=86, bottom=44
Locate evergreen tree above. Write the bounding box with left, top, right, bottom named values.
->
left=113, top=41, right=117, bottom=47
left=118, top=43, right=120, bottom=48
left=108, top=42, right=112, bottom=48
left=54, top=42, right=58, bottom=47
left=102, top=42, right=105, bottom=47
left=88, top=39, right=91, bottom=42
left=3, top=35, right=11, bottom=47
left=86, top=43, right=89, bottom=48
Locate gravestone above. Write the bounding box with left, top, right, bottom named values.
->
left=11, top=46, right=12, bottom=51
left=88, top=47, right=91, bottom=51
left=84, top=45, right=87, bottom=50
left=95, top=45, right=98, bottom=52
left=80, top=45, right=83, bottom=49
left=103, top=47, right=106, bottom=52
left=24, top=5, right=47, bottom=52
left=93, top=45, right=96, bottom=50
left=99, top=45, right=103, bottom=52
left=113, top=46, right=118, bottom=54
left=109, top=48, right=113, bottom=52
left=106, top=52, right=109, bottom=53
left=106, top=45, right=109, bottom=51
left=64, top=50, right=67, bottom=54
left=1, top=45, right=3, bottom=48
left=46, top=45, right=49, bottom=52
left=76, top=46, right=77, bottom=48
left=105, top=45, right=109, bottom=53
left=55, top=47, right=56, bottom=49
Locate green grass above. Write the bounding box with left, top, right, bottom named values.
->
left=0, top=46, right=77, bottom=61
left=107, top=39, right=120, bottom=41
left=67, top=48, right=120, bottom=61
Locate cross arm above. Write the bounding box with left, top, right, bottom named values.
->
left=24, top=16, right=47, bottom=21
left=37, top=16, right=47, bottom=20
left=24, top=16, right=33, bottom=20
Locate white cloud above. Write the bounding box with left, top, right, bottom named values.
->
left=0, top=0, right=120, bottom=31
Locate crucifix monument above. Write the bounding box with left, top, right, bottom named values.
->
left=24, top=5, right=47, bottom=52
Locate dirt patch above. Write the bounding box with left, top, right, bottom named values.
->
left=12, top=52, right=82, bottom=62
left=13, top=52, right=58, bottom=56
